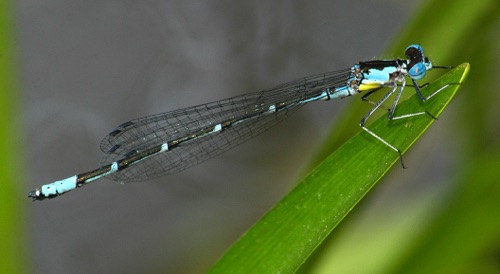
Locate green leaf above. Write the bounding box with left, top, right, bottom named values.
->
left=209, top=64, right=469, bottom=273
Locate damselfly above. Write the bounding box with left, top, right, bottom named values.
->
left=29, top=44, right=453, bottom=201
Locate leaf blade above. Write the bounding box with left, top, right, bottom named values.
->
left=209, top=63, right=469, bottom=273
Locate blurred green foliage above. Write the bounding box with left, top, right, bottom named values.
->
left=0, top=0, right=27, bottom=273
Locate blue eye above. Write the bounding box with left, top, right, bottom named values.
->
left=405, top=44, right=424, bottom=58
left=408, top=62, right=426, bottom=80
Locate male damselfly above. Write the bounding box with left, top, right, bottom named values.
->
left=29, top=44, right=453, bottom=201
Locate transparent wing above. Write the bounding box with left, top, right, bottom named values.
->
left=99, top=69, right=351, bottom=182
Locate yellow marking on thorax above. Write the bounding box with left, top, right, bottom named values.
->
left=358, top=82, right=383, bottom=92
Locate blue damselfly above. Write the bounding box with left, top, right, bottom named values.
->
left=29, top=44, right=453, bottom=201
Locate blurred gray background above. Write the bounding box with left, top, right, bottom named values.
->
left=19, top=1, right=431, bottom=273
